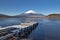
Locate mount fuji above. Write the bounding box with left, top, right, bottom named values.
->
left=0, top=10, right=45, bottom=18
left=18, top=10, right=45, bottom=18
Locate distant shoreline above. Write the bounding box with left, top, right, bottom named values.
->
left=0, top=14, right=60, bottom=18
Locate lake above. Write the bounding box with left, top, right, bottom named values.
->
left=0, top=18, right=60, bottom=40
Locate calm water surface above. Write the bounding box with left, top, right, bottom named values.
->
left=0, top=18, right=60, bottom=40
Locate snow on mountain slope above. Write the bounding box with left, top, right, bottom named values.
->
left=25, top=10, right=37, bottom=14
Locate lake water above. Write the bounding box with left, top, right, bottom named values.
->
left=0, top=18, right=60, bottom=40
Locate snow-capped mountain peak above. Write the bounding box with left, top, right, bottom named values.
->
left=25, top=10, right=37, bottom=14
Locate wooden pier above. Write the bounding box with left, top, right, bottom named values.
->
left=0, top=22, right=38, bottom=40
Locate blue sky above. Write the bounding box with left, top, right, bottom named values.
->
left=0, top=0, right=60, bottom=15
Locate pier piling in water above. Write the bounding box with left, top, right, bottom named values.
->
left=0, top=22, right=38, bottom=40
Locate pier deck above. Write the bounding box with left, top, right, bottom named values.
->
left=0, top=22, right=38, bottom=40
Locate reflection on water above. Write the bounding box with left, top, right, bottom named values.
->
left=24, top=18, right=42, bottom=22
left=0, top=18, right=24, bottom=27
left=0, top=18, right=60, bottom=40
left=28, top=18, right=60, bottom=40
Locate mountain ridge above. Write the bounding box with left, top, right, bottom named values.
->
left=0, top=10, right=60, bottom=18
left=0, top=13, right=44, bottom=18
left=0, top=13, right=60, bottom=18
